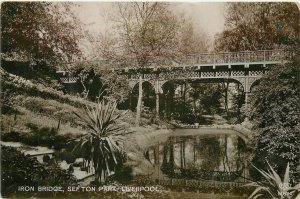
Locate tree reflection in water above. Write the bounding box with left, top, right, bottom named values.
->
left=148, top=133, right=246, bottom=181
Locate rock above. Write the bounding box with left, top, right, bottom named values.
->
left=160, top=125, right=167, bottom=129
left=131, top=158, right=154, bottom=176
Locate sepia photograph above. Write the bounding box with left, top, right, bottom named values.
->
left=1, top=1, right=300, bottom=198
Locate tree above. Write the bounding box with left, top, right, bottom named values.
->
left=94, top=3, right=209, bottom=125
left=248, top=61, right=300, bottom=181
left=98, top=70, right=131, bottom=103
left=64, top=61, right=131, bottom=102
left=216, top=2, right=300, bottom=181
left=1, top=2, right=83, bottom=65
left=94, top=3, right=184, bottom=126
left=214, top=2, right=299, bottom=52
left=178, top=19, right=209, bottom=55
left=115, top=3, right=181, bottom=126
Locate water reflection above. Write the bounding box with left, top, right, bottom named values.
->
left=146, top=133, right=247, bottom=181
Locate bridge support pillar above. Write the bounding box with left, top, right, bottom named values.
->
left=154, top=79, right=164, bottom=118
left=155, top=92, right=160, bottom=118
left=243, top=92, right=251, bottom=124
left=245, top=91, right=253, bottom=111
left=245, top=92, right=250, bottom=110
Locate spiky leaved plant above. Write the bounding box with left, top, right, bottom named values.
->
left=73, top=100, right=126, bottom=183
left=246, top=162, right=300, bottom=199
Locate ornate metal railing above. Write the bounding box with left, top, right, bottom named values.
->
left=179, top=49, right=291, bottom=65
left=115, top=49, right=291, bottom=69
left=129, top=69, right=265, bottom=80
left=57, top=49, right=291, bottom=71
left=156, top=178, right=246, bottom=189
left=60, top=77, right=79, bottom=83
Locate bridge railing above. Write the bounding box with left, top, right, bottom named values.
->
left=182, top=49, right=291, bottom=65
left=143, top=49, right=291, bottom=67
left=57, top=50, right=292, bottom=71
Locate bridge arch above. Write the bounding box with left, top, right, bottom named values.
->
left=129, top=80, right=156, bottom=111
left=249, top=79, right=261, bottom=93
left=122, top=49, right=288, bottom=119
left=129, top=80, right=155, bottom=90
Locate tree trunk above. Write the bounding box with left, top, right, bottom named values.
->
left=164, top=92, right=168, bottom=118
left=57, top=117, right=61, bottom=131
left=156, top=93, right=159, bottom=118
left=162, top=146, right=168, bottom=165
left=297, top=4, right=300, bottom=89
left=193, top=140, right=196, bottom=167
left=222, top=80, right=230, bottom=118
left=129, top=91, right=132, bottom=110
left=183, top=140, right=186, bottom=168
left=169, top=140, right=174, bottom=172
left=14, top=109, right=17, bottom=121
left=135, top=75, right=143, bottom=126
left=182, top=83, right=187, bottom=118
left=180, top=141, right=183, bottom=168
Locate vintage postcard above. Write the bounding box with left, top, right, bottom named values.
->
left=1, top=1, right=299, bottom=199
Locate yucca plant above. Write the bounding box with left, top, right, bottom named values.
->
left=246, top=162, right=300, bottom=199
left=73, top=100, right=126, bottom=183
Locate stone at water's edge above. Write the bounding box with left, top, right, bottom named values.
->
left=126, top=152, right=142, bottom=166
left=122, top=127, right=172, bottom=176
left=124, top=144, right=154, bottom=176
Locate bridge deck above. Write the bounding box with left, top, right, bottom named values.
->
left=57, top=49, right=291, bottom=72
left=119, top=50, right=291, bottom=73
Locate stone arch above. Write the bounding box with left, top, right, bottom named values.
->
left=128, top=80, right=137, bottom=89
left=129, top=80, right=155, bottom=90
left=230, top=77, right=246, bottom=93
left=130, top=80, right=156, bottom=111
left=161, top=80, right=176, bottom=94
left=230, top=77, right=261, bottom=110
left=249, top=78, right=261, bottom=93
left=129, top=79, right=167, bottom=94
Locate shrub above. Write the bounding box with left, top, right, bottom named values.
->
left=1, top=124, right=72, bottom=150
left=108, top=165, right=133, bottom=183
left=1, top=131, right=20, bottom=142
left=1, top=146, right=76, bottom=197
left=59, top=150, right=77, bottom=164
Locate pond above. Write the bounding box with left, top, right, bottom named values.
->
left=145, top=128, right=248, bottom=182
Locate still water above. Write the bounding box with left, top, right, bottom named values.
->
left=145, top=129, right=247, bottom=181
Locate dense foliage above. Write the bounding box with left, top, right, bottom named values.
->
left=248, top=61, right=300, bottom=181
left=215, top=2, right=299, bottom=51
left=1, top=2, right=82, bottom=64
left=64, top=66, right=131, bottom=102
left=128, top=81, right=224, bottom=124
left=1, top=146, right=76, bottom=197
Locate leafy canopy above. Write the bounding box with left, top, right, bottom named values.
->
left=215, top=2, right=300, bottom=51
left=1, top=2, right=83, bottom=64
